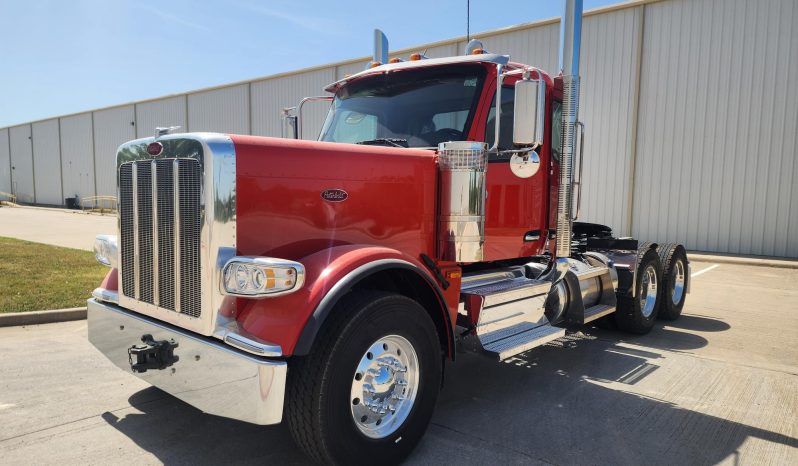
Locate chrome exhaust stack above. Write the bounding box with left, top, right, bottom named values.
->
left=556, top=0, right=583, bottom=259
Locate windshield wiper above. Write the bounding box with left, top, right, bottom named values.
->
left=355, top=138, right=408, bottom=148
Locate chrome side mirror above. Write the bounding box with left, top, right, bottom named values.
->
left=512, top=79, right=546, bottom=147
left=510, top=150, right=541, bottom=178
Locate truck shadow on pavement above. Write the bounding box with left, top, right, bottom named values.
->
left=102, top=315, right=795, bottom=466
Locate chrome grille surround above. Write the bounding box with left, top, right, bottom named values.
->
left=116, top=133, right=236, bottom=336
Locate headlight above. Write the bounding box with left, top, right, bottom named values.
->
left=93, top=235, right=118, bottom=268
left=221, top=257, right=305, bottom=298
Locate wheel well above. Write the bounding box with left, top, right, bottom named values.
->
left=353, top=269, right=452, bottom=359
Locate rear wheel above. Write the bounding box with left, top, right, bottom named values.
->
left=614, top=247, right=662, bottom=334
left=656, top=244, right=688, bottom=320
left=286, top=291, right=442, bottom=465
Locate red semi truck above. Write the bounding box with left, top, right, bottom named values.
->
left=88, top=1, right=689, bottom=464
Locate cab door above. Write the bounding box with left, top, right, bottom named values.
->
left=475, top=79, right=551, bottom=260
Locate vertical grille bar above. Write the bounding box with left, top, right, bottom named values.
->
left=132, top=163, right=140, bottom=300
left=173, top=159, right=182, bottom=314
left=119, top=164, right=134, bottom=298
left=151, top=161, right=160, bottom=307
left=156, top=160, right=175, bottom=311
left=178, top=160, right=202, bottom=318
left=137, top=162, right=154, bottom=304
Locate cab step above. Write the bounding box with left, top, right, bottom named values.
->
left=583, top=303, right=615, bottom=323
left=480, top=323, right=565, bottom=361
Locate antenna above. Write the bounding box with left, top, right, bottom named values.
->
left=466, top=0, right=470, bottom=43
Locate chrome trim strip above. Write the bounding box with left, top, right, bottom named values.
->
left=132, top=163, right=140, bottom=300
left=224, top=333, right=283, bottom=357
left=151, top=160, right=160, bottom=306
left=173, top=159, right=181, bottom=314
left=92, top=287, right=119, bottom=304
left=87, top=298, right=286, bottom=425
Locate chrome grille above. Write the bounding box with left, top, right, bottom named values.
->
left=119, top=158, right=202, bottom=318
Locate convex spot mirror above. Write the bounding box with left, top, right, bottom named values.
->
left=513, top=79, right=546, bottom=147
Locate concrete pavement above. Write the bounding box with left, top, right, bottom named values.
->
left=0, top=206, right=115, bottom=251
left=0, top=261, right=796, bottom=465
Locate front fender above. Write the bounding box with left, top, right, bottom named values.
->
left=235, top=244, right=452, bottom=356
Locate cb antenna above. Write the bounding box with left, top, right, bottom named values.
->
left=466, top=0, right=470, bottom=43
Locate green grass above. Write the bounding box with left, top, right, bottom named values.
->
left=0, top=237, right=109, bottom=313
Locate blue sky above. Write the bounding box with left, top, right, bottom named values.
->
left=0, top=0, right=616, bottom=128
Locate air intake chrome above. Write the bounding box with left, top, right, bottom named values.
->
left=437, top=141, right=488, bottom=262
left=556, top=0, right=583, bottom=258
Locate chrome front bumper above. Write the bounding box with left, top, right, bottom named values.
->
left=87, top=299, right=286, bottom=425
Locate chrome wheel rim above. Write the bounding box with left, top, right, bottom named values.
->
left=671, top=259, right=686, bottom=305
left=639, top=265, right=658, bottom=318
left=350, top=335, right=419, bottom=439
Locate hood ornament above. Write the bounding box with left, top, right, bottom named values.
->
left=155, top=126, right=181, bottom=138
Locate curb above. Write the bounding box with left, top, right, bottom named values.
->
left=0, top=307, right=87, bottom=327
left=688, top=252, right=798, bottom=270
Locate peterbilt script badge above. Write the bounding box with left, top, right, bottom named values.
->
left=321, top=189, right=348, bottom=202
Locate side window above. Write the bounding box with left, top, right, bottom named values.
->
left=551, top=101, right=562, bottom=161
left=331, top=110, right=378, bottom=143
left=484, top=86, right=515, bottom=153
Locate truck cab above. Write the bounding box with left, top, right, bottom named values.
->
left=86, top=2, right=690, bottom=464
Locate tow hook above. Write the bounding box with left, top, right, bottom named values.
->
left=128, top=334, right=179, bottom=373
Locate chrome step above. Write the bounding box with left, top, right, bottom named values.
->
left=461, top=278, right=549, bottom=308
left=583, top=304, right=616, bottom=323
left=481, top=323, right=566, bottom=360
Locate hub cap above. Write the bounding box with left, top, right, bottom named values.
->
left=671, top=259, right=686, bottom=305
left=350, top=335, right=419, bottom=439
left=639, top=264, right=658, bottom=318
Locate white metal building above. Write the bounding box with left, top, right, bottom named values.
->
left=1, top=0, right=796, bottom=257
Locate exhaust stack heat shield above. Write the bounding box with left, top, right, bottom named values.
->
left=437, top=141, right=488, bottom=263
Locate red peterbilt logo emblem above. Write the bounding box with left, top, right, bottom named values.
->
left=147, top=142, right=163, bottom=157
left=321, top=189, right=348, bottom=202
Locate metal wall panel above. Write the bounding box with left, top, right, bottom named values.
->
left=0, top=129, right=10, bottom=195
left=480, top=22, right=561, bottom=74
left=31, top=119, right=62, bottom=205
left=60, top=113, right=95, bottom=200
left=94, top=105, right=135, bottom=197
left=633, top=0, right=798, bottom=257
left=187, top=84, right=249, bottom=134
left=135, top=96, right=187, bottom=139
left=9, top=125, right=34, bottom=203
left=251, top=68, right=336, bottom=140
left=577, top=7, right=642, bottom=235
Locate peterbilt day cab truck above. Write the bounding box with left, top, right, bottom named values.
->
left=87, top=1, right=689, bottom=464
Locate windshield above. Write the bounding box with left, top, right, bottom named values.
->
left=319, top=64, right=487, bottom=148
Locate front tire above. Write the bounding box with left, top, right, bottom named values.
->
left=286, top=291, right=442, bottom=465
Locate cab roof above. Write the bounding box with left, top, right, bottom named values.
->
left=324, top=53, right=510, bottom=93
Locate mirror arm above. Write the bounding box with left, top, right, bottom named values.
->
left=489, top=64, right=504, bottom=154
left=297, top=96, right=334, bottom=140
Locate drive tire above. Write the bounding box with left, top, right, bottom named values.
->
left=614, top=247, right=662, bottom=334
left=656, top=243, right=688, bottom=320
left=286, top=291, right=442, bottom=465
